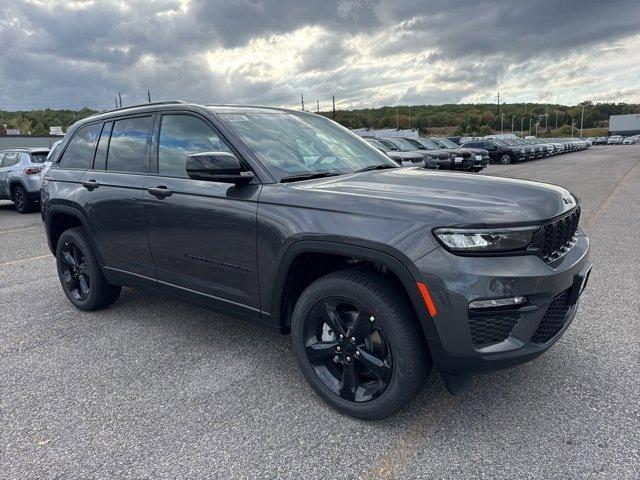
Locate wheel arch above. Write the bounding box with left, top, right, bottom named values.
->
left=271, top=240, right=438, bottom=340
left=45, top=204, right=104, bottom=266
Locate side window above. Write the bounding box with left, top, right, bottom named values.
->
left=158, top=114, right=231, bottom=178
left=60, top=123, right=101, bottom=169
left=107, top=116, right=153, bottom=173
left=19, top=153, right=31, bottom=164
left=93, top=122, right=113, bottom=170
left=3, top=152, right=20, bottom=167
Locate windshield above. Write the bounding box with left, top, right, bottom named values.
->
left=385, top=138, right=418, bottom=151
left=435, top=138, right=458, bottom=149
left=417, top=138, right=440, bottom=150
left=220, top=112, right=396, bottom=181
left=365, top=138, right=389, bottom=151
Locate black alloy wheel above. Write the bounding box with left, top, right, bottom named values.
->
left=55, top=227, right=121, bottom=310
left=500, top=153, right=513, bottom=165
left=291, top=270, right=431, bottom=419
left=303, top=297, right=392, bottom=402
left=60, top=240, right=91, bottom=301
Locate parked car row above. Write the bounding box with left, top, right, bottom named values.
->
left=0, top=147, right=51, bottom=213
left=365, top=137, right=489, bottom=172
left=590, top=135, right=640, bottom=145
left=460, top=137, right=590, bottom=164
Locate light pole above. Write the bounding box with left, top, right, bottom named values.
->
left=501, top=113, right=504, bottom=133
left=511, top=115, right=514, bottom=132
left=555, top=110, right=558, bottom=131
left=529, top=118, right=532, bottom=136
left=580, top=105, right=584, bottom=137
left=520, top=117, right=524, bottom=137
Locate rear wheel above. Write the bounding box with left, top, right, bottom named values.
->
left=291, top=270, right=430, bottom=419
left=56, top=227, right=121, bottom=311
left=12, top=186, right=35, bottom=213
left=499, top=154, right=513, bottom=165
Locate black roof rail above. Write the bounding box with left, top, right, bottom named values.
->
left=93, top=100, right=189, bottom=117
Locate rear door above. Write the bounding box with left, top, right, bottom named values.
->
left=142, top=112, right=261, bottom=317
left=75, top=115, right=156, bottom=287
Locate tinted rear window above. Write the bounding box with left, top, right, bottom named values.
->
left=31, top=153, right=49, bottom=163
left=59, top=123, right=101, bottom=169
left=107, top=116, right=153, bottom=173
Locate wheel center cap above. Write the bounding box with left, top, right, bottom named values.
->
left=339, top=340, right=356, bottom=355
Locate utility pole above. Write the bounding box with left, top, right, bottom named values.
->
left=396, top=106, right=399, bottom=130
left=535, top=122, right=538, bottom=137
left=147, top=90, right=151, bottom=103
left=496, top=92, right=500, bottom=115
left=501, top=113, right=504, bottom=133
left=545, top=113, right=548, bottom=131
left=301, top=94, right=304, bottom=111
left=332, top=95, right=336, bottom=120
left=115, top=96, right=118, bottom=109
left=520, top=117, right=524, bottom=137
left=316, top=100, right=319, bottom=114
left=118, top=92, right=122, bottom=108
left=511, top=115, right=514, bottom=132
left=580, top=105, right=584, bottom=137
left=555, top=109, right=558, bottom=131
left=529, top=118, right=532, bottom=136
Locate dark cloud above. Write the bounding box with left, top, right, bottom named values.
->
left=0, top=0, right=638, bottom=110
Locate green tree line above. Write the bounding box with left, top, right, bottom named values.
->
left=0, top=108, right=97, bottom=135
left=1, top=101, right=637, bottom=137
left=322, top=101, right=639, bottom=136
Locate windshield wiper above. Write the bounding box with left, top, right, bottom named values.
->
left=354, top=164, right=398, bottom=173
left=280, top=171, right=342, bottom=183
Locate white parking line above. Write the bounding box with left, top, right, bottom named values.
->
left=0, top=226, right=41, bottom=234
left=0, top=254, right=52, bottom=267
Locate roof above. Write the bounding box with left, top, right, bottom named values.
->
left=1, top=147, right=50, bottom=152
left=74, top=101, right=310, bottom=131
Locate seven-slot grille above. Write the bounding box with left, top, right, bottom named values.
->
left=541, top=207, right=580, bottom=263
left=531, top=289, right=573, bottom=344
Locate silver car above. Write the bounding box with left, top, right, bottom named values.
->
left=0, top=148, right=50, bottom=213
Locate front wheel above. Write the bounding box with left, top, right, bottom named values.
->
left=291, top=270, right=431, bottom=419
left=499, top=154, right=513, bottom=165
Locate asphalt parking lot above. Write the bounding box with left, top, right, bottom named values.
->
left=1, top=146, right=639, bottom=479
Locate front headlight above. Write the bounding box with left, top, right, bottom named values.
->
left=434, top=226, right=539, bottom=253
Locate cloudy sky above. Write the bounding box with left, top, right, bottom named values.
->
left=1, top=0, right=639, bottom=111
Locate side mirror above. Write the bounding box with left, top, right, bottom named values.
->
left=186, top=152, right=254, bottom=184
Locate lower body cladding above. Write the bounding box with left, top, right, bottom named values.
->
left=413, top=234, right=590, bottom=392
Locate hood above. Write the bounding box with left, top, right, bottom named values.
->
left=272, top=167, right=576, bottom=227
left=458, top=147, right=489, bottom=156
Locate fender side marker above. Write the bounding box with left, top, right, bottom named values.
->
left=416, top=282, right=437, bottom=317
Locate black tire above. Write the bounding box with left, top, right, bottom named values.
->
left=291, top=270, right=431, bottom=420
left=55, top=227, right=121, bottom=311
left=12, top=186, right=35, bottom=213
left=499, top=153, right=513, bottom=165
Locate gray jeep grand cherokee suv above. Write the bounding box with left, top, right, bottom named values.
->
left=41, top=101, right=591, bottom=419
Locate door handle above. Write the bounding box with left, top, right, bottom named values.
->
left=147, top=186, right=173, bottom=198
left=82, top=179, right=100, bottom=190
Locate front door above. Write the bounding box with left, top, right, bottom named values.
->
left=142, top=113, right=261, bottom=318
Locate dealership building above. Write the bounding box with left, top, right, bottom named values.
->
left=609, top=114, right=640, bottom=136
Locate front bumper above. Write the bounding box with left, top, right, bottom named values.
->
left=413, top=233, right=590, bottom=375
